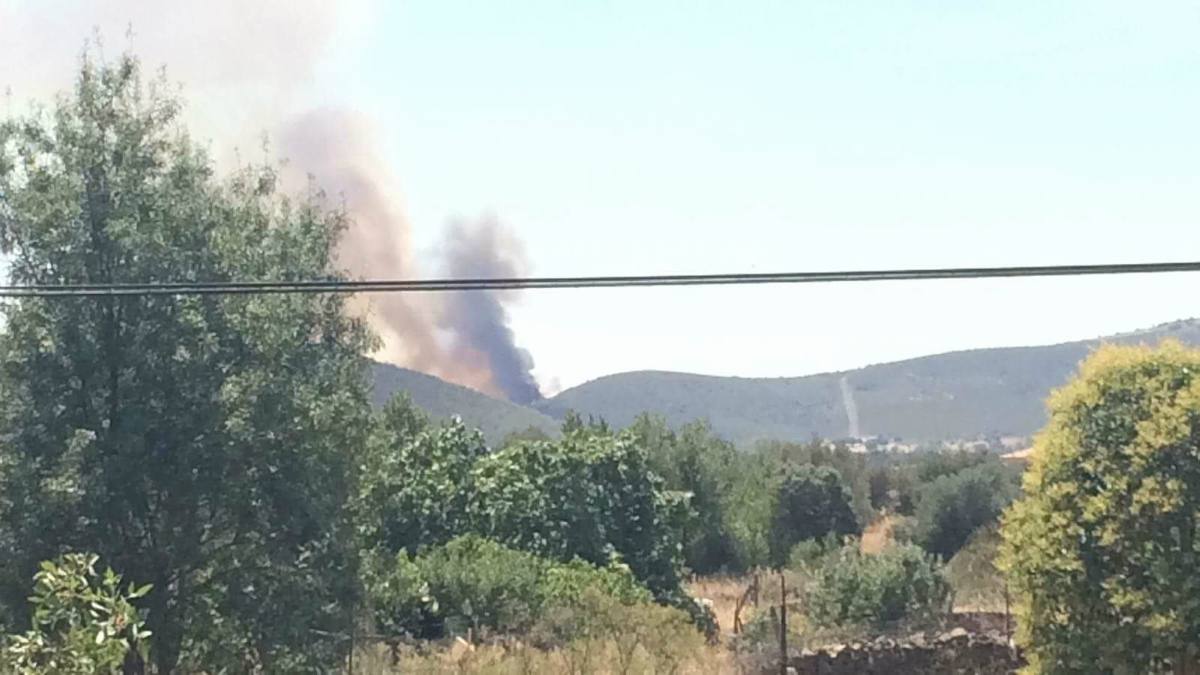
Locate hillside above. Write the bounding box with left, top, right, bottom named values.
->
left=532, top=319, right=1200, bottom=445
left=370, top=362, right=559, bottom=444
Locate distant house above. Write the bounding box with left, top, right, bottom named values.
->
left=1001, top=447, right=1033, bottom=464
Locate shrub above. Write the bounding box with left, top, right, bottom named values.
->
left=787, top=533, right=841, bottom=570
left=913, top=460, right=1019, bottom=559
left=1000, top=343, right=1200, bottom=673
left=945, top=525, right=1005, bottom=612
left=3, top=554, right=151, bottom=674
left=804, top=543, right=951, bottom=629
left=533, top=586, right=705, bottom=666
left=359, top=549, right=439, bottom=640
left=363, top=536, right=652, bottom=640
left=415, top=536, right=546, bottom=636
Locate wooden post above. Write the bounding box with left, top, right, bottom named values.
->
left=1003, top=582, right=1011, bottom=646
left=347, top=621, right=355, bottom=674
left=779, top=572, right=788, bottom=675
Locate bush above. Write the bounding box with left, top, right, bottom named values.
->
left=390, top=593, right=715, bottom=674
left=360, top=549, right=440, bottom=640
left=415, top=536, right=547, bottom=636
left=1000, top=343, right=1200, bottom=673
left=532, top=586, right=706, bottom=668
left=913, top=460, right=1019, bottom=559
left=787, top=533, right=841, bottom=570
left=804, top=544, right=951, bottom=629
left=363, top=536, right=652, bottom=640
left=945, top=525, right=1005, bottom=612
left=3, top=554, right=151, bottom=674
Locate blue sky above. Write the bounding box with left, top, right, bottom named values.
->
left=5, top=1, right=1200, bottom=391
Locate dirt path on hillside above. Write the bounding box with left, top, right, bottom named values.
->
left=840, top=375, right=861, bottom=438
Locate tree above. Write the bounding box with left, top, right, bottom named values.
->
left=0, top=53, right=374, bottom=672
left=1000, top=342, right=1200, bottom=674
left=768, top=465, right=859, bottom=567
left=356, top=398, right=486, bottom=556
left=628, top=415, right=743, bottom=574
left=913, top=460, right=1018, bottom=560
left=468, top=427, right=688, bottom=596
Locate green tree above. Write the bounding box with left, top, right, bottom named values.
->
left=755, top=439, right=874, bottom=523
left=0, top=54, right=373, bottom=672
left=913, top=460, right=1018, bottom=560
left=3, top=553, right=151, bottom=674
left=628, top=415, right=743, bottom=574
left=356, top=398, right=485, bottom=556
left=1000, top=342, right=1200, bottom=674
left=468, top=428, right=687, bottom=596
left=768, top=465, right=859, bottom=567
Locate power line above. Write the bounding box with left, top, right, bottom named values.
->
left=0, top=260, right=1197, bottom=297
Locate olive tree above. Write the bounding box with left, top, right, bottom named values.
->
left=768, top=465, right=859, bottom=567
left=0, top=53, right=374, bottom=672
left=1000, top=342, right=1200, bottom=674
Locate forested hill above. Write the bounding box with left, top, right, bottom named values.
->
left=370, top=362, right=559, bottom=444
left=530, top=319, right=1200, bottom=445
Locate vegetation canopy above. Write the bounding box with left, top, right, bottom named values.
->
left=1001, top=342, right=1200, bottom=674
left=0, top=52, right=374, bottom=672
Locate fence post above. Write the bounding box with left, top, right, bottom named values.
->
left=348, top=597, right=356, bottom=675
left=1003, top=582, right=1011, bottom=647
left=779, top=572, right=788, bottom=675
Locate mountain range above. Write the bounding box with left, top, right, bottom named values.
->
left=370, top=318, right=1200, bottom=447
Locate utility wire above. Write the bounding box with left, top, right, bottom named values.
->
left=0, top=260, right=1197, bottom=297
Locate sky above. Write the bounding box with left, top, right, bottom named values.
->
left=3, top=1, right=1200, bottom=394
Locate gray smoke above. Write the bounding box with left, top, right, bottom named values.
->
left=438, top=218, right=542, bottom=404
left=279, top=112, right=542, bottom=402
left=0, top=2, right=545, bottom=402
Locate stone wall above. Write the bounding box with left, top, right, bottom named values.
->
left=779, top=628, right=1024, bottom=674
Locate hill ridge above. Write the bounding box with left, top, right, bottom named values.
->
left=531, top=318, right=1200, bottom=444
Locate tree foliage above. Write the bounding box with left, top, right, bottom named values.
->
left=768, top=465, right=860, bottom=567
left=1000, top=342, right=1200, bottom=674
left=804, top=543, right=951, bottom=629
left=468, top=428, right=688, bottom=596
left=913, top=460, right=1019, bottom=560
left=363, top=535, right=650, bottom=640
left=628, top=415, right=743, bottom=574
left=356, top=397, right=485, bottom=556
left=3, top=554, right=151, bottom=674
left=0, top=53, right=374, bottom=672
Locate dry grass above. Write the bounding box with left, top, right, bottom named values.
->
left=352, top=636, right=739, bottom=674
left=859, top=515, right=895, bottom=554
left=686, top=575, right=751, bottom=637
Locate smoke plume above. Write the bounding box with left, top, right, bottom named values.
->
left=279, top=111, right=541, bottom=401
left=438, top=218, right=542, bottom=405
left=1, top=1, right=544, bottom=402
